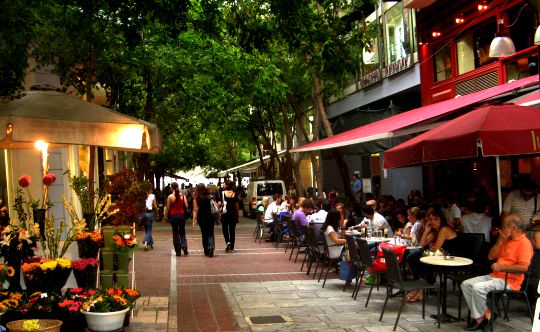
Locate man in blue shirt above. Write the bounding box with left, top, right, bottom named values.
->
left=352, top=174, right=362, bottom=204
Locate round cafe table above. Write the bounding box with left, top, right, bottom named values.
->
left=420, top=255, right=473, bottom=322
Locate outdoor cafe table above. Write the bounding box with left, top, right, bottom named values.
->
left=420, top=255, right=473, bottom=322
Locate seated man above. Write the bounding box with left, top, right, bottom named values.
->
left=264, top=193, right=283, bottom=239
left=292, top=198, right=314, bottom=240
left=461, top=214, right=533, bottom=331
left=351, top=205, right=393, bottom=237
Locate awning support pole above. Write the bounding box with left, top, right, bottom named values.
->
left=496, top=156, right=503, bottom=214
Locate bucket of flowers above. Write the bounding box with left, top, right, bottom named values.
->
left=71, top=258, right=99, bottom=290
left=21, top=258, right=72, bottom=295
left=79, top=288, right=140, bottom=332
left=75, top=232, right=101, bottom=259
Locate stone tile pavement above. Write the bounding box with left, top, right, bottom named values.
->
left=125, top=217, right=535, bottom=332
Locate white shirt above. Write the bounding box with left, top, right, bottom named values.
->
left=445, top=204, right=462, bottom=226
left=308, top=210, right=328, bottom=224
left=145, top=193, right=155, bottom=211
left=411, top=220, right=423, bottom=239
left=264, top=201, right=281, bottom=223
left=361, top=212, right=393, bottom=237
left=462, top=213, right=492, bottom=243
left=324, top=225, right=344, bottom=259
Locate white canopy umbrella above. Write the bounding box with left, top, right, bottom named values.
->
left=0, top=90, right=161, bottom=153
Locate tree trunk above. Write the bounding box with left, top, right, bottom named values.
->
left=312, top=74, right=351, bottom=203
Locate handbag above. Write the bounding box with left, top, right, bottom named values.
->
left=221, top=191, right=228, bottom=214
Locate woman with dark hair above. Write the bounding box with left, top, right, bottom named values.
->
left=164, top=182, right=189, bottom=256
left=407, top=207, right=458, bottom=302
left=221, top=180, right=240, bottom=252
left=192, top=183, right=216, bottom=257
left=322, top=210, right=347, bottom=259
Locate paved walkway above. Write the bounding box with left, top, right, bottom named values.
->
left=126, top=217, right=534, bottom=332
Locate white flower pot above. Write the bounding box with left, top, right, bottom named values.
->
left=82, top=307, right=129, bottom=331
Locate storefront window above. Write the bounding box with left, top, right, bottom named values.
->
left=384, top=2, right=410, bottom=64
left=362, top=12, right=380, bottom=76
left=456, top=21, right=497, bottom=75
left=433, top=44, right=452, bottom=82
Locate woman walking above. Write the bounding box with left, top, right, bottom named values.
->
left=192, top=183, right=216, bottom=257
left=221, top=180, right=240, bottom=252
left=142, top=184, right=158, bottom=251
left=164, top=182, right=189, bottom=257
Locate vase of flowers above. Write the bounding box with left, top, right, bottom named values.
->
left=71, top=258, right=98, bottom=289
left=79, top=288, right=140, bottom=331
left=75, top=232, right=101, bottom=259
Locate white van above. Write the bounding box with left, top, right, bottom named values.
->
left=243, top=180, right=286, bottom=218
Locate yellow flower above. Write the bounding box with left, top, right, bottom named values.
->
left=40, top=260, right=58, bottom=271
left=55, top=258, right=71, bottom=269
left=10, top=293, right=22, bottom=300
left=7, top=266, right=15, bottom=277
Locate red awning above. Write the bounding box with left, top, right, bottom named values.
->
left=383, top=104, right=540, bottom=169
left=290, top=75, right=538, bottom=153
left=513, top=90, right=540, bottom=107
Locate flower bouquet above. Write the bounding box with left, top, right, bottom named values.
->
left=75, top=232, right=101, bottom=259
left=21, top=258, right=72, bottom=294
left=112, top=231, right=138, bottom=254
left=71, top=258, right=98, bottom=290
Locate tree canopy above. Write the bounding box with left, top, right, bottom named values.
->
left=0, top=0, right=376, bottom=194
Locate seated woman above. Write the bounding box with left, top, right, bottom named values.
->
left=396, top=207, right=421, bottom=241
left=406, top=208, right=458, bottom=302
left=321, top=210, right=347, bottom=260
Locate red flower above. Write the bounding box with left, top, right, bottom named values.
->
left=42, top=173, right=56, bottom=186
left=18, top=175, right=31, bottom=188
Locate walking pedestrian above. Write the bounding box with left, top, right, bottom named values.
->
left=192, top=183, right=216, bottom=257
left=221, top=180, right=240, bottom=252
left=164, top=182, right=189, bottom=257
left=142, top=183, right=158, bottom=251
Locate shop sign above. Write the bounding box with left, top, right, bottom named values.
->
left=385, top=56, right=412, bottom=76
left=360, top=69, right=381, bottom=88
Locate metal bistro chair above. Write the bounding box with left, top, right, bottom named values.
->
left=380, top=248, right=440, bottom=331
left=272, top=213, right=283, bottom=248
left=305, top=226, right=324, bottom=277
left=344, top=235, right=362, bottom=293
left=275, top=213, right=291, bottom=249
left=301, top=225, right=317, bottom=273
left=287, top=219, right=307, bottom=263
left=319, top=230, right=343, bottom=288
left=487, top=262, right=535, bottom=331
left=254, top=211, right=265, bottom=243
left=353, top=238, right=383, bottom=307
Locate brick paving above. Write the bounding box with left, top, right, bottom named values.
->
left=126, top=217, right=535, bottom=332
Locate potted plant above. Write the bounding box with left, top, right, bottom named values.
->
left=78, top=288, right=140, bottom=331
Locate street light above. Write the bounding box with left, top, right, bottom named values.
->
left=488, top=19, right=516, bottom=58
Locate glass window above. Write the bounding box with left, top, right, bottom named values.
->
left=362, top=14, right=381, bottom=76
left=456, top=21, right=497, bottom=75
left=257, top=183, right=284, bottom=196
left=433, top=44, right=452, bottom=82
left=78, top=145, right=90, bottom=176
left=384, top=3, right=410, bottom=64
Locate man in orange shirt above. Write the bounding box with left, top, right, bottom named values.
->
left=461, top=214, right=533, bottom=331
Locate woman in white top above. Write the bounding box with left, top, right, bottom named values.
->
left=143, top=185, right=158, bottom=250
left=322, top=210, right=347, bottom=259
